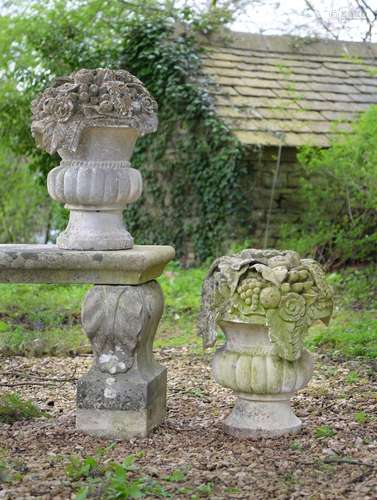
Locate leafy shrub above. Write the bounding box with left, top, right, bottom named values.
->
left=281, top=106, right=377, bottom=267
left=0, top=393, right=45, bottom=423
left=0, top=151, right=49, bottom=243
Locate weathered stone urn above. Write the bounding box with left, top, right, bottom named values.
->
left=31, top=68, right=157, bottom=250
left=199, top=249, right=333, bottom=438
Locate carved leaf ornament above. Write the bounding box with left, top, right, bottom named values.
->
left=82, top=286, right=145, bottom=374
left=31, top=68, right=158, bottom=154
left=199, top=249, right=334, bottom=361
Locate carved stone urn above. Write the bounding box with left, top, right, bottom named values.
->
left=199, top=249, right=333, bottom=438
left=31, top=68, right=157, bottom=250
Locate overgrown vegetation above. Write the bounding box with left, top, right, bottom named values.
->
left=0, top=392, right=45, bottom=424
left=65, top=449, right=212, bottom=499
left=281, top=106, right=377, bottom=268
left=0, top=263, right=375, bottom=359
left=0, top=0, right=246, bottom=260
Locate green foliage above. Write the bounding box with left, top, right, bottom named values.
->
left=354, top=411, right=369, bottom=424
left=0, top=283, right=89, bottom=356
left=66, top=450, right=193, bottom=499
left=0, top=0, right=245, bottom=260
left=345, top=371, right=360, bottom=384
left=306, top=264, right=377, bottom=359
left=306, top=311, right=377, bottom=359
left=0, top=151, right=49, bottom=243
left=314, top=425, right=336, bottom=439
left=155, top=262, right=206, bottom=350
left=280, top=106, right=377, bottom=267
left=326, top=266, right=377, bottom=311
left=0, top=392, right=45, bottom=423
left=290, top=440, right=303, bottom=451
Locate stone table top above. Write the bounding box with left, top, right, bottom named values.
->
left=0, top=244, right=175, bottom=284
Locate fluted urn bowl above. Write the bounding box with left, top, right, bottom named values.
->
left=48, top=127, right=142, bottom=250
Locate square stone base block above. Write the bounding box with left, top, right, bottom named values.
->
left=76, top=366, right=166, bottom=439
left=76, top=395, right=166, bottom=439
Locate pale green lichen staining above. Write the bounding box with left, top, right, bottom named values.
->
left=199, top=248, right=334, bottom=438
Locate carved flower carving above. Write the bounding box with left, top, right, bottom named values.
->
left=279, top=293, right=306, bottom=322
left=51, top=95, right=76, bottom=123
left=31, top=68, right=158, bottom=154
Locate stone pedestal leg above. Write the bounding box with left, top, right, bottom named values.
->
left=76, top=281, right=166, bottom=439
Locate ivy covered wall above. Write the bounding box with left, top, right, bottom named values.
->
left=0, top=1, right=250, bottom=261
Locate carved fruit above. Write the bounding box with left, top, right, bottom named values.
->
left=99, top=101, right=113, bottom=113
left=260, top=287, right=281, bottom=309
left=280, top=283, right=290, bottom=293
left=291, top=282, right=305, bottom=293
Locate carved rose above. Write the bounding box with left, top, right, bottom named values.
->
left=51, top=95, right=76, bottom=122
left=279, top=292, right=306, bottom=322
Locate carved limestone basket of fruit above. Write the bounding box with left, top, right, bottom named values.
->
left=199, top=249, right=333, bottom=438
left=31, top=68, right=158, bottom=250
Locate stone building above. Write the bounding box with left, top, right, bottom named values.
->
left=200, top=31, right=377, bottom=246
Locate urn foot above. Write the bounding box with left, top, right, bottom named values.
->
left=57, top=210, right=133, bottom=250
left=224, top=395, right=301, bottom=439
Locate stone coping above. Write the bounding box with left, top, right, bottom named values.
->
left=0, top=244, right=175, bottom=284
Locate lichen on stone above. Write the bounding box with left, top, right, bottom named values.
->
left=198, top=249, right=333, bottom=361
left=31, top=68, right=158, bottom=154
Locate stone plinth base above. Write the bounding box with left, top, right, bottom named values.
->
left=224, top=395, right=301, bottom=439
left=77, top=367, right=166, bottom=439
left=76, top=404, right=165, bottom=439
left=77, top=281, right=166, bottom=439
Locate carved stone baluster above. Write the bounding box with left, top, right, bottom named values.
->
left=77, top=281, right=166, bottom=438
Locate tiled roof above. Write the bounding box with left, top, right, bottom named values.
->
left=200, top=32, right=377, bottom=147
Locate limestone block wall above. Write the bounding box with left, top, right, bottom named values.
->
left=240, top=145, right=304, bottom=247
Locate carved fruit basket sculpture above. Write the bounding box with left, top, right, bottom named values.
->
left=31, top=68, right=157, bottom=250
left=199, top=249, right=333, bottom=438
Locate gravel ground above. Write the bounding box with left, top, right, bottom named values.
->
left=0, top=348, right=376, bottom=499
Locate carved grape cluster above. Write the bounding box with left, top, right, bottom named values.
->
left=237, top=276, right=266, bottom=311
left=234, top=263, right=329, bottom=322
left=283, top=269, right=313, bottom=294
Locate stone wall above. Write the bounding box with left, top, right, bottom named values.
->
left=239, top=145, right=303, bottom=248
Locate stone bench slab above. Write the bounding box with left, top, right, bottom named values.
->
left=0, top=244, right=175, bottom=284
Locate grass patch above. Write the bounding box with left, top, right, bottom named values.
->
left=0, top=262, right=375, bottom=359
left=306, top=312, right=377, bottom=359
left=0, top=283, right=89, bottom=356
left=0, top=392, right=45, bottom=423
left=305, top=264, right=377, bottom=359
left=314, top=425, right=336, bottom=439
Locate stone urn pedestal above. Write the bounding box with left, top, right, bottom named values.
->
left=6, top=67, right=177, bottom=439
left=199, top=249, right=334, bottom=439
